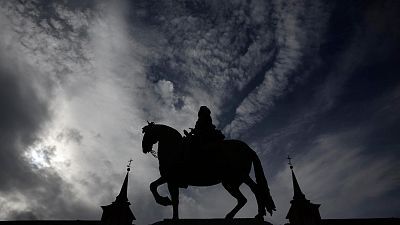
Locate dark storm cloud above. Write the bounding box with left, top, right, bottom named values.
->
left=0, top=60, right=75, bottom=219
left=0, top=0, right=100, bottom=220
left=1, top=0, right=95, bottom=84
left=8, top=210, right=38, bottom=220
left=0, top=61, right=49, bottom=192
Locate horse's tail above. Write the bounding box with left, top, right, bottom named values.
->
left=251, top=150, right=276, bottom=216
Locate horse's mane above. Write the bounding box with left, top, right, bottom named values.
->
left=155, top=124, right=183, bottom=140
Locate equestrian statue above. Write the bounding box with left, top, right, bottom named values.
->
left=141, top=106, right=276, bottom=220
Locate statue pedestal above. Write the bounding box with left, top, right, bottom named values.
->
left=151, top=218, right=273, bottom=225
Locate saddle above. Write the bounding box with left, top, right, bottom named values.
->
left=183, top=128, right=225, bottom=144
left=182, top=130, right=224, bottom=155
left=166, top=130, right=225, bottom=188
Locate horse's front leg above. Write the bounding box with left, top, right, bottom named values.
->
left=150, top=177, right=172, bottom=206
left=168, top=182, right=179, bottom=220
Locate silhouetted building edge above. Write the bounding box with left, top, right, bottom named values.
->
left=285, top=157, right=321, bottom=225
left=100, top=164, right=135, bottom=225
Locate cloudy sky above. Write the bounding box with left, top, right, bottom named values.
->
left=0, top=0, right=399, bottom=224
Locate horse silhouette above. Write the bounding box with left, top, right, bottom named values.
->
left=142, top=122, right=276, bottom=220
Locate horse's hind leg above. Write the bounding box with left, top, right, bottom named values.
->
left=222, top=182, right=247, bottom=219
left=150, top=177, right=172, bottom=206
left=168, top=182, right=179, bottom=220
left=243, top=175, right=266, bottom=219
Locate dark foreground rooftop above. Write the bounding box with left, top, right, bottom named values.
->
left=0, top=221, right=100, bottom=225
left=0, top=219, right=271, bottom=225
left=151, top=218, right=272, bottom=225
left=1, top=217, right=399, bottom=225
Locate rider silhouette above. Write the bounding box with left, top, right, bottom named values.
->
left=184, top=106, right=225, bottom=144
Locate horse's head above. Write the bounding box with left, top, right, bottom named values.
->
left=142, top=121, right=158, bottom=154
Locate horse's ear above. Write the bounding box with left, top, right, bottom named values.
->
left=147, top=120, right=150, bottom=125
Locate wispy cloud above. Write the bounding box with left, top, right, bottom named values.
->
left=270, top=129, right=400, bottom=223
left=225, top=0, right=330, bottom=137
left=133, top=1, right=279, bottom=118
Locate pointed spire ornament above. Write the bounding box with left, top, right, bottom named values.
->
left=115, top=159, right=133, bottom=203
left=101, top=159, right=136, bottom=225
left=288, top=155, right=306, bottom=200
left=286, top=155, right=321, bottom=225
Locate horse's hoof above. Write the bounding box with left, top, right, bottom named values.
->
left=158, top=196, right=172, bottom=206
left=225, top=214, right=234, bottom=219
left=255, top=214, right=264, bottom=221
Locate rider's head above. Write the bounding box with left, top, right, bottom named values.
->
left=198, top=106, right=211, bottom=118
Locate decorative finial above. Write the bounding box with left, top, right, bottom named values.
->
left=127, top=159, right=133, bottom=172
left=287, top=155, right=293, bottom=170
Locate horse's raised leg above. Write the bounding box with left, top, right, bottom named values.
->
left=168, top=182, right=179, bottom=220
left=222, top=182, right=247, bottom=219
left=243, top=176, right=266, bottom=219
left=150, top=177, right=172, bottom=206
